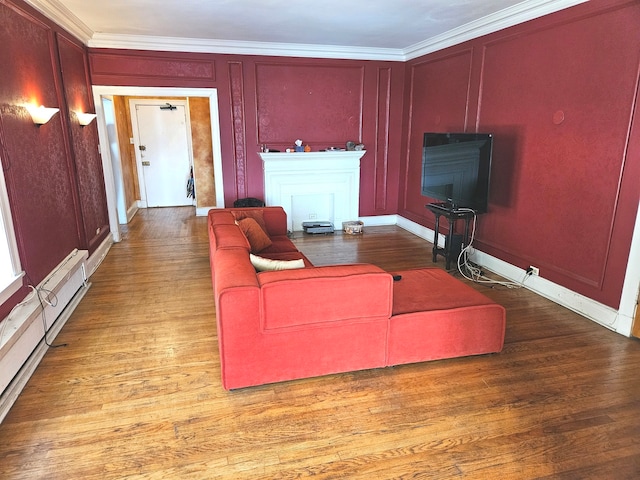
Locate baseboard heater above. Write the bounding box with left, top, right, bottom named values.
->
left=0, top=249, right=89, bottom=423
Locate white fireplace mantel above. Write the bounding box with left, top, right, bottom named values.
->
left=260, top=151, right=366, bottom=231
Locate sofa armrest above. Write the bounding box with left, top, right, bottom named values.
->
left=257, top=264, right=393, bottom=331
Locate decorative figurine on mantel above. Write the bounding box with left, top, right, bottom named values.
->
left=346, top=140, right=365, bottom=151
left=294, top=139, right=304, bottom=152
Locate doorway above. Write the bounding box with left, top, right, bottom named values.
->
left=92, top=87, right=225, bottom=243
left=130, top=99, right=194, bottom=208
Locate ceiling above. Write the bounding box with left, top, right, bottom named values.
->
left=28, top=0, right=586, bottom=60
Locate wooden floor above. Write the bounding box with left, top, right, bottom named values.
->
left=1, top=207, right=639, bottom=479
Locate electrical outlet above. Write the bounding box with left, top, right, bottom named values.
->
left=309, top=213, right=317, bottom=219
left=528, top=265, right=539, bottom=276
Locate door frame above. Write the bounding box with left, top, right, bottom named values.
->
left=129, top=98, right=194, bottom=208
left=92, top=86, right=225, bottom=242
left=100, top=96, right=128, bottom=225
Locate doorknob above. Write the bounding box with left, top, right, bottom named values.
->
left=142, top=161, right=151, bottom=166
left=139, top=145, right=146, bottom=151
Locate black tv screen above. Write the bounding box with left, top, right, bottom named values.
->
left=421, top=132, right=493, bottom=214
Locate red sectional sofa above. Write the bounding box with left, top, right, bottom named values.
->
left=208, top=206, right=506, bottom=390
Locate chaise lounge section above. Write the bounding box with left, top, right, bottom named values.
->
left=208, top=206, right=506, bottom=390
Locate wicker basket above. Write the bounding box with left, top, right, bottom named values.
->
left=342, top=221, right=364, bottom=235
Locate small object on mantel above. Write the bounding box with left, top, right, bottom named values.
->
left=304, top=144, right=311, bottom=152
left=294, top=139, right=304, bottom=152
left=346, top=141, right=356, bottom=151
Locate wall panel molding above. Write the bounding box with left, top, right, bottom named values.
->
left=228, top=61, right=247, bottom=199
left=401, top=49, right=474, bottom=219
left=255, top=62, right=365, bottom=148
left=89, top=50, right=216, bottom=87
left=373, top=67, right=391, bottom=211
left=57, top=32, right=110, bottom=253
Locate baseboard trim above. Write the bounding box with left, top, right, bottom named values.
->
left=359, top=214, right=398, bottom=227
left=85, top=234, right=114, bottom=279
left=197, top=206, right=215, bottom=216
left=126, top=204, right=138, bottom=223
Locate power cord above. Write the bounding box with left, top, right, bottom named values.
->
left=24, top=273, right=67, bottom=348
left=522, top=267, right=537, bottom=286
left=34, top=284, right=67, bottom=348
left=455, top=209, right=522, bottom=289
left=1, top=260, right=79, bottom=349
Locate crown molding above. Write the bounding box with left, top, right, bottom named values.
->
left=23, top=0, right=93, bottom=43
left=403, top=0, right=588, bottom=60
left=87, top=34, right=406, bottom=62
left=26, top=0, right=587, bottom=61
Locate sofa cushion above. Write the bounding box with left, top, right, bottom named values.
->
left=208, top=210, right=236, bottom=226
left=238, top=217, right=272, bottom=253
left=259, top=235, right=299, bottom=254
left=391, top=267, right=497, bottom=314
left=210, top=224, right=250, bottom=251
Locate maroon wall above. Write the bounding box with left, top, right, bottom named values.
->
left=87, top=0, right=639, bottom=311
left=400, top=0, right=640, bottom=308
left=89, top=50, right=406, bottom=216
left=0, top=0, right=110, bottom=318
left=68, top=0, right=640, bottom=311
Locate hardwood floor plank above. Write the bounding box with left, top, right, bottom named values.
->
left=0, top=207, right=639, bottom=479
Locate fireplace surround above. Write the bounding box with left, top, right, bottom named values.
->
left=260, top=151, right=366, bottom=232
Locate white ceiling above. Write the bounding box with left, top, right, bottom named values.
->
left=28, top=0, right=586, bottom=60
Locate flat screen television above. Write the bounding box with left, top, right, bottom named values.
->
left=421, top=132, right=493, bottom=214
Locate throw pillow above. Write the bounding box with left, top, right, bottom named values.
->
left=232, top=210, right=268, bottom=233
left=238, top=217, right=272, bottom=253
left=250, top=254, right=305, bottom=272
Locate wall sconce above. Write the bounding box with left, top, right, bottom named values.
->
left=25, top=105, right=60, bottom=126
left=76, top=112, right=97, bottom=127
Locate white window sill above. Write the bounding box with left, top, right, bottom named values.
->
left=0, top=272, right=24, bottom=307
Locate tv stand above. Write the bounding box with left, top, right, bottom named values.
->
left=425, top=203, right=475, bottom=270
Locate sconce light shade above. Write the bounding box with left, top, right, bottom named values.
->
left=25, top=105, right=60, bottom=126
left=76, top=112, right=97, bottom=126
left=26, top=105, right=60, bottom=126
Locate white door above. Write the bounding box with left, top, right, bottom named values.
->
left=132, top=101, right=193, bottom=207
